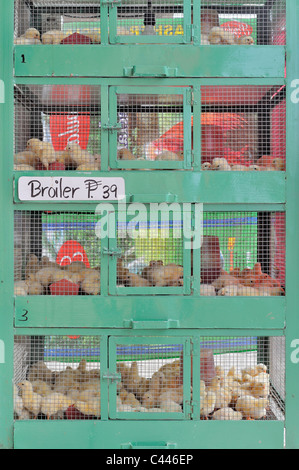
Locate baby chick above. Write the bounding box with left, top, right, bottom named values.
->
left=208, top=27, right=235, bottom=45
left=14, top=151, right=39, bottom=168
left=212, top=407, right=243, bottom=420
left=200, top=391, right=216, bottom=418
left=212, top=157, right=231, bottom=171
left=41, top=393, right=74, bottom=419
left=75, top=396, right=101, bottom=418
left=65, top=143, right=96, bottom=167
left=41, top=30, right=67, bottom=45
left=18, top=381, right=42, bottom=419
left=14, top=384, right=25, bottom=419
left=160, top=400, right=182, bottom=413
left=217, top=285, right=239, bottom=296
left=200, top=284, right=216, bottom=296
left=201, top=162, right=211, bottom=170
left=15, top=28, right=41, bottom=44
left=236, top=395, right=268, bottom=420
left=14, top=280, right=29, bottom=296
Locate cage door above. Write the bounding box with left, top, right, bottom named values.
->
left=108, top=336, right=193, bottom=419
left=108, top=0, right=192, bottom=44
left=108, top=86, right=193, bottom=169
left=108, top=205, right=192, bottom=295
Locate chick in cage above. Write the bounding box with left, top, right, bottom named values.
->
left=14, top=212, right=102, bottom=296
left=14, top=139, right=101, bottom=171
left=199, top=212, right=285, bottom=297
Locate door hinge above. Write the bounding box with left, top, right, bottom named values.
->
left=185, top=400, right=200, bottom=419
left=191, top=338, right=200, bottom=356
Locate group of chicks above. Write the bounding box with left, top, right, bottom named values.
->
left=14, top=28, right=101, bottom=45
left=14, top=139, right=101, bottom=171
left=201, top=262, right=284, bottom=297
left=202, top=156, right=285, bottom=172
left=200, top=363, right=270, bottom=420
left=117, top=259, right=184, bottom=288
left=15, top=254, right=101, bottom=296
left=14, top=359, right=102, bottom=420
left=14, top=357, right=271, bottom=421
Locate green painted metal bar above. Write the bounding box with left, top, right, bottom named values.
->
left=13, top=421, right=284, bottom=449
left=14, top=296, right=286, bottom=329
left=285, top=0, right=299, bottom=450
left=13, top=327, right=285, bottom=338
left=0, top=0, right=14, bottom=450
left=13, top=46, right=285, bottom=78
left=13, top=172, right=286, bottom=204
left=14, top=77, right=286, bottom=86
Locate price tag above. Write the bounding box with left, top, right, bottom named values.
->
left=18, top=176, right=126, bottom=202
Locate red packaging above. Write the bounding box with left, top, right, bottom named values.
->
left=49, top=279, right=80, bottom=295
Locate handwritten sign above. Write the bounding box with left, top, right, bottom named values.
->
left=18, top=177, right=126, bottom=201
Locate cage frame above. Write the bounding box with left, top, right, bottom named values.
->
left=0, top=0, right=298, bottom=451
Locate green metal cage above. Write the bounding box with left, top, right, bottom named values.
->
left=0, top=0, right=298, bottom=450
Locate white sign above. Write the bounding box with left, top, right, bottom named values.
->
left=18, top=177, right=126, bottom=202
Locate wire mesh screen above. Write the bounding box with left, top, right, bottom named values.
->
left=199, top=336, right=285, bottom=420
left=114, top=0, right=185, bottom=40
left=14, top=211, right=101, bottom=296
left=14, top=0, right=101, bottom=44
left=200, top=212, right=285, bottom=296
left=116, top=218, right=184, bottom=288
left=14, top=84, right=101, bottom=171
left=116, top=92, right=185, bottom=163
left=14, top=335, right=101, bottom=420
left=116, top=343, right=184, bottom=413
left=200, top=85, right=286, bottom=170
left=200, top=1, right=286, bottom=45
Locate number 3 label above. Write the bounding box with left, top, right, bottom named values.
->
left=290, top=339, right=299, bottom=364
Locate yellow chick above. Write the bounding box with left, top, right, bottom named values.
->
left=76, top=162, right=101, bottom=171
left=27, top=361, right=54, bottom=384
left=231, top=164, right=248, bottom=171
left=31, top=380, right=52, bottom=397
left=201, top=162, right=212, bottom=170
left=27, top=138, right=43, bottom=154
left=208, top=27, right=235, bottom=45
left=142, top=391, right=157, bottom=409
left=237, top=286, right=270, bottom=297
left=65, top=143, right=96, bottom=167
left=158, top=386, right=184, bottom=406
left=160, top=400, right=182, bottom=413
left=38, top=142, right=56, bottom=169
left=14, top=164, right=36, bottom=171
left=217, top=285, right=239, bottom=296
left=41, top=30, right=67, bottom=45
left=14, top=28, right=41, bottom=44
left=200, top=284, right=216, bottom=296
left=236, top=396, right=268, bottom=420
left=14, top=151, right=39, bottom=167
left=81, top=269, right=101, bottom=295
left=14, top=384, right=25, bottom=419
left=75, top=396, right=101, bottom=418
left=148, top=371, right=166, bottom=401
left=235, top=35, right=254, bottom=45
left=18, top=381, right=42, bottom=419
left=123, top=362, right=142, bottom=394
left=26, top=278, right=44, bottom=295
left=14, top=281, right=29, bottom=296
left=14, top=37, right=41, bottom=45
left=212, top=157, right=231, bottom=171
left=41, top=393, right=74, bottom=419
left=200, top=391, right=216, bottom=418
left=212, top=407, right=243, bottom=420
left=117, top=148, right=135, bottom=160
left=248, top=164, right=261, bottom=171
left=122, top=392, right=141, bottom=410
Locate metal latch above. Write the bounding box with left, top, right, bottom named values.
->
left=102, top=247, right=123, bottom=257
left=102, top=372, right=122, bottom=382
left=101, top=123, right=122, bottom=133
